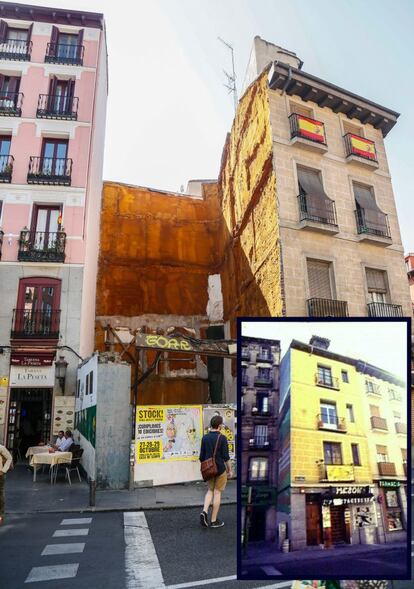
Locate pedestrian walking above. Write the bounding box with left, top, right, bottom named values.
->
left=0, top=444, right=13, bottom=525
left=199, top=415, right=232, bottom=528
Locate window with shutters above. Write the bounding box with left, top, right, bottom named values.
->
left=376, top=445, right=389, bottom=462
left=320, top=402, right=337, bottom=426
left=289, top=101, right=313, bottom=118
left=346, top=404, right=355, bottom=422
left=254, top=425, right=268, bottom=446
left=351, top=443, right=361, bottom=466
left=248, top=457, right=269, bottom=481
left=341, top=370, right=349, bottom=383
left=370, top=404, right=380, bottom=417
left=353, top=183, right=389, bottom=237
left=365, top=268, right=389, bottom=304
left=317, top=365, right=333, bottom=387
left=323, top=441, right=342, bottom=465
left=297, top=167, right=336, bottom=226
left=307, top=259, right=334, bottom=300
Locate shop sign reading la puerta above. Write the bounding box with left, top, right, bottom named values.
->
left=9, top=365, right=55, bottom=388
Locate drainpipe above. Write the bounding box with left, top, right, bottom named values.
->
left=280, top=64, right=292, bottom=94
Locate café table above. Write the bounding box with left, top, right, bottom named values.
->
left=26, top=446, right=51, bottom=459
left=29, top=451, right=73, bottom=483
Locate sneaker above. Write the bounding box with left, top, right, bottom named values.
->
left=210, top=518, right=224, bottom=528
left=200, top=511, right=208, bottom=527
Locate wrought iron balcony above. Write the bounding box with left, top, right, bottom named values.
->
left=377, top=462, right=396, bottom=476
left=0, top=91, right=23, bottom=116
left=0, top=39, right=32, bottom=61
left=317, top=414, right=347, bottom=432
left=355, top=208, right=391, bottom=239
left=344, top=133, right=378, bottom=163
left=365, top=383, right=381, bottom=396
left=27, top=156, right=72, bottom=186
left=298, top=193, right=338, bottom=226
left=18, top=229, right=66, bottom=263
left=248, top=439, right=272, bottom=450
left=367, top=302, right=403, bottom=317
left=307, top=298, right=348, bottom=317
left=370, top=415, right=388, bottom=431
left=395, top=422, right=407, bottom=435
left=256, top=354, right=272, bottom=363
left=0, top=155, right=14, bottom=182
left=11, top=308, right=60, bottom=338
left=315, top=373, right=340, bottom=390
left=289, top=112, right=327, bottom=145
left=45, top=43, right=84, bottom=65
left=37, top=94, right=78, bottom=120
left=254, top=376, right=273, bottom=387
left=0, top=229, right=3, bottom=260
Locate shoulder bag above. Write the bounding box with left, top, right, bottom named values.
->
left=200, top=434, right=221, bottom=481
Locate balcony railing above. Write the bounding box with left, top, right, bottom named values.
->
left=0, top=229, right=3, bottom=260
left=0, top=155, right=14, bottom=182
left=355, top=208, right=391, bottom=239
left=37, top=94, right=78, bottom=120
left=344, top=133, right=378, bottom=163
left=11, top=308, right=60, bottom=338
left=45, top=43, right=84, bottom=65
left=289, top=113, right=327, bottom=145
left=377, top=462, right=396, bottom=476
left=317, top=414, right=347, bottom=432
left=395, top=422, right=407, bottom=435
left=307, top=298, right=349, bottom=317
left=249, top=439, right=272, bottom=450
left=254, top=377, right=273, bottom=387
left=0, top=91, right=23, bottom=116
left=251, top=407, right=271, bottom=417
left=365, top=383, right=381, bottom=396
left=370, top=415, right=388, bottom=431
left=18, top=230, right=66, bottom=263
left=315, top=373, right=340, bottom=390
left=256, top=354, right=272, bottom=363
left=27, top=156, right=72, bottom=186
left=367, top=302, right=403, bottom=317
left=0, top=39, right=32, bottom=61
left=298, top=193, right=338, bottom=226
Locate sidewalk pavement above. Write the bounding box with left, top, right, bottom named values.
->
left=5, top=464, right=236, bottom=514
left=242, top=540, right=408, bottom=567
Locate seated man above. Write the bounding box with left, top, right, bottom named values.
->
left=53, top=430, right=65, bottom=450
left=58, top=430, right=74, bottom=452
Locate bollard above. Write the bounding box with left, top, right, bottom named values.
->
left=89, top=478, right=96, bottom=507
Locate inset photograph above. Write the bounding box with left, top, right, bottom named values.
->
left=239, top=319, right=410, bottom=581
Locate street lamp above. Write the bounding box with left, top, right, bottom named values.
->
left=55, top=355, right=68, bottom=393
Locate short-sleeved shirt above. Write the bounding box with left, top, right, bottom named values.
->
left=199, top=431, right=230, bottom=476
left=59, top=437, right=73, bottom=452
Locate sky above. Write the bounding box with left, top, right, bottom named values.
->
left=242, top=320, right=408, bottom=383
left=12, top=0, right=414, bottom=251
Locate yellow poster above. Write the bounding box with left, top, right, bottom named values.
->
left=326, top=464, right=354, bottom=481
left=135, top=405, right=203, bottom=463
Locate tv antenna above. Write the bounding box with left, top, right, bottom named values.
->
left=218, top=36, right=238, bottom=113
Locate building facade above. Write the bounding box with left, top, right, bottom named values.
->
left=219, top=36, right=412, bottom=333
left=0, top=2, right=107, bottom=455
left=241, top=336, right=280, bottom=543
left=277, top=337, right=407, bottom=551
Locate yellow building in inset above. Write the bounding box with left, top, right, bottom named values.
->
left=277, top=336, right=407, bottom=551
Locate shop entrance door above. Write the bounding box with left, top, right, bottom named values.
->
left=306, top=501, right=322, bottom=545
left=249, top=506, right=267, bottom=541
left=330, top=505, right=348, bottom=544
left=6, top=389, right=52, bottom=457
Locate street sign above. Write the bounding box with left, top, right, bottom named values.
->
left=135, top=332, right=236, bottom=358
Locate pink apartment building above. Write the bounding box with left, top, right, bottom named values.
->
left=0, top=2, right=107, bottom=454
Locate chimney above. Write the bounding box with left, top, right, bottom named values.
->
left=309, top=335, right=330, bottom=350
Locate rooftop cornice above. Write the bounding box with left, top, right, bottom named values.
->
left=268, top=61, right=399, bottom=137
left=0, top=1, right=104, bottom=29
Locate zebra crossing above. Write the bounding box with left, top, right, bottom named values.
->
left=24, top=516, right=92, bottom=583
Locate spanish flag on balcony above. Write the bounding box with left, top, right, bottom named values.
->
left=297, top=115, right=326, bottom=143
left=350, top=134, right=376, bottom=160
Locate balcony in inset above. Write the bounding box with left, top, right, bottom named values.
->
left=298, top=193, right=339, bottom=235
left=317, top=414, right=347, bottom=433
left=18, top=230, right=66, bottom=263
left=367, top=302, right=403, bottom=318
left=0, top=92, right=23, bottom=116
left=248, top=439, right=272, bottom=450
left=37, top=94, right=78, bottom=120
left=395, top=422, right=407, bottom=435
left=343, top=133, right=378, bottom=169
left=45, top=43, right=84, bottom=65
left=27, top=157, right=72, bottom=186
left=355, top=208, right=391, bottom=245
left=289, top=113, right=328, bottom=153
left=0, top=155, right=14, bottom=183
left=307, top=298, right=348, bottom=318
left=11, top=308, right=60, bottom=338
left=254, top=377, right=273, bottom=388
left=370, top=415, right=388, bottom=431
left=377, top=462, right=396, bottom=476
left=0, top=39, right=32, bottom=61
left=315, top=373, right=340, bottom=390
